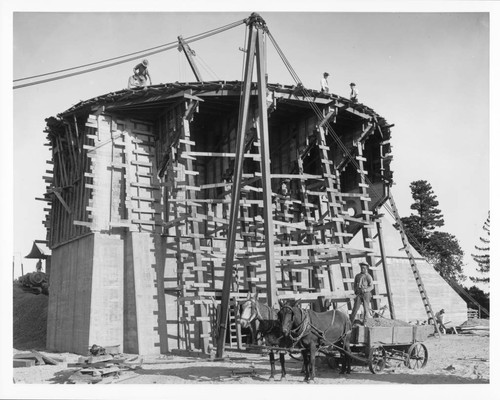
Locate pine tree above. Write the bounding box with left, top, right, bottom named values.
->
left=400, top=180, right=444, bottom=250
left=471, top=211, right=490, bottom=284
left=399, top=180, right=465, bottom=282
left=408, top=180, right=444, bottom=231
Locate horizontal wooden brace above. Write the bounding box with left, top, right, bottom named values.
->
left=73, top=221, right=93, bottom=228
left=131, top=182, right=161, bottom=190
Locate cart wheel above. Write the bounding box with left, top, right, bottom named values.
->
left=405, top=342, right=428, bottom=369
left=327, top=356, right=340, bottom=370
left=368, top=346, right=386, bottom=374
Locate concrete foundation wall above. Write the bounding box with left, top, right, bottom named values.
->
left=386, top=257, right=467, bottom=326
left=46, top=234, right=94, bottom=354
left=47, top=231, right=164, bottom=355
left=349, top=213, right=468, bottom=325
left=123, top=231, right=162, bottom=355
left=88, top=233, right=124, bottom=350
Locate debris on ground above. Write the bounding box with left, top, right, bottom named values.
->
left=65, top=346, right=143, bottom=384
left=457, top=318, right=489, bottom=335
left=13, top=350, right=62, bottom=368
left=460, top=318, right=489, bottom=327
left=364, top=317, right=412, bottom=327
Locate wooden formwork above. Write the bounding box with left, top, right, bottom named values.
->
left=42, top=81, right=394, bottom=354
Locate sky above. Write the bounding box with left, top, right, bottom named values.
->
left=1, top=1, right=498, bottom=399
left=7, top=7, right=492, bottom=288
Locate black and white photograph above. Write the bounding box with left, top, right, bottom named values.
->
left=1, top=1, right=497, bottom=398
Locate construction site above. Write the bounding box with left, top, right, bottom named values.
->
left=10, top=13, right=492, bottom=388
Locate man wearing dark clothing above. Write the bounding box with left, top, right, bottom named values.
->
left=350, top=262, right=374, bottom=324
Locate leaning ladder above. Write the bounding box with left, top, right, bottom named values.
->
left=387, top=191, right=441, bottom=336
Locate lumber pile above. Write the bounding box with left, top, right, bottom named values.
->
left=457, top=318, right=489, bottom=336
left=13, top=350, right=62, bottom=368
left=66, top=350, right=143, bottom=384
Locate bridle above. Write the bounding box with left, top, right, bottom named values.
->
left=239, top=298, right=278, bottom=337
left=239, top=299, right=262, bottom=325
left=281, top=305, right=310, bottom=344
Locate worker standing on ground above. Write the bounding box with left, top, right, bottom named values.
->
left=434, top=309, right=447, bottom=334
left=320, top=72, right=330, bottom=93
left=349, top=82, right=358, bottom=102
left=350, top=262, right=374, bottom=324
left=129, top=59, right=152, bottom=88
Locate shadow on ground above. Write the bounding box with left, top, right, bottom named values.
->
left=120, top=359, right=488, bottom=384
left=124, top=358, right=304, bottom=383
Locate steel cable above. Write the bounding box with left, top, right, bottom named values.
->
left=14, top=18, right=247, bottom=89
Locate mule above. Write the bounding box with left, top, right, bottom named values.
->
left=278, top=299, right=352, bottom=382
left=239, top=292, right=294, bottom=380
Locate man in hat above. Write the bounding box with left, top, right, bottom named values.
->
left=350, top=262, right=374, bottom=324
left=433, top=309, right=447, bottom=334
left=349, top=82, right=358, bottom=102
left=320, top=72, right=330, bottom=93
left=129, top=59, right=152, bottom=88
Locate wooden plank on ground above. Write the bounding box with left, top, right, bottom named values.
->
left=13, top=359, right=36, bottom=368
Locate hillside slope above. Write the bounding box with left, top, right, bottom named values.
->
left=13, top=283, right=48, bottom=350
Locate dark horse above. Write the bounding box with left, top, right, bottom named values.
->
left=239, top=292, right=294, bottom=380
left=279, top=299, right=352, bottom=382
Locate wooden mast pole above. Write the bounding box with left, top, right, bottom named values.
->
left=216, top=17, right=258, bottom=358
left=375, top=217, right=396, bottom=319
left=178, top=36, right=203, bottom=82
left=255, top=24, right=277, bottom=308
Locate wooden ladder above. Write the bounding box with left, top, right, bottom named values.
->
left=387, top=191, right=441, bottom=336
left=353, top=140, right=385, bottom=314
left=315, top=124, right=354, bottom=302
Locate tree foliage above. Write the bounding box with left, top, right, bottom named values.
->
left=425, top=231, right=465, bottom=282
left=408, top=180, right=444, bottom=231
left=459, top=285, right=490, bottom=314
left=399, top=180, right=465, bottom=282
left=400, top=214, right=426, bottom=250
left=471, top=211, right=490, bottom=284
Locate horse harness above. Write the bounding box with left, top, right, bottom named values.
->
left=284, top=306, right=349, bottom=351
left=240, top=298, right=280, bottom=338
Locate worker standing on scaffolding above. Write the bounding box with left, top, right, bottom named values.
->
left=320, top=72, right=330, bottom=93
left=128, top=59, right=152, bottom=88
left=350, top=82, right=358, bottom=102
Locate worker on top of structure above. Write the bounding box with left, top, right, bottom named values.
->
left=350, top=262, right=374, bottom=324
left=349, top=82, right=358, bottom=102
left=128, top=59, right=152, bottom=89
left=36, top=259, right=42, bottom=272
left=320, top=72, right=330, bottom=93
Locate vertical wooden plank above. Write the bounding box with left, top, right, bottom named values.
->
left=255, top=28, right=277, bottom=308
left=376, top=219, right=396, bottom=319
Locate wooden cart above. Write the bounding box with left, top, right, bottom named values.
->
left=326, top=324, right=431, bottom=374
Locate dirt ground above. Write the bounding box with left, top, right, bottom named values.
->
left=13, top=333, right=489, bottom=385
